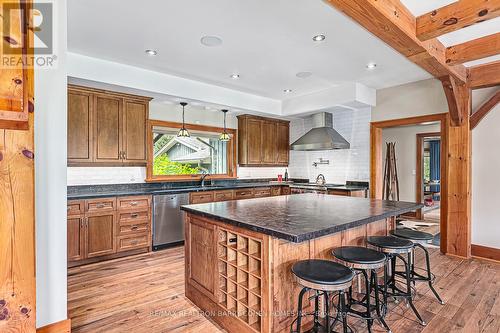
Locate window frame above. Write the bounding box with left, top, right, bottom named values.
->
left=146, top=119, right=238, bottom=182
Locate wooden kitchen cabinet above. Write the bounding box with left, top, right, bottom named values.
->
left=67, top=195, right=152, bottom=266
left=68, top=85, right=151, bottom=166
left=86, top=212, right=117, bottom=258
left=68, top=90, right=93, bottom=163
left=67, top=216, right=85, bottom=261
left=238, top=115, right=290, bottom=166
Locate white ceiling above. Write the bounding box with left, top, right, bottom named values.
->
left=67, top=0, right=432, bottom=100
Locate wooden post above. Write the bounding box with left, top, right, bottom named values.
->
left=441, top=76, right=472, bottom=258
left=0, top=0, right=36, bottom=330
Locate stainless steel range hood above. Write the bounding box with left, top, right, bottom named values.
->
left=290, top=112, right=350, bottom=151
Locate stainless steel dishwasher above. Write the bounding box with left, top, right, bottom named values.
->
left=153, top=193, right=189, bottom=250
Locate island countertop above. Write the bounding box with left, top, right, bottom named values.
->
left=181, top=193, right=422, bottom=243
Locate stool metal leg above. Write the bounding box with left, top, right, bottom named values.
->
left=313, top=290, right=320, bottom=329
left=339, top=291, right=349, bottom=333
left=324, top=291, right=330, bottom=331
left=397, top=253, right=426, bottom=326
left=373, top=269, right=391, bottom=333
left=295, top=287, right=308, bottom=333
left=415, top=243, right=445, bottom=305
left=362, top=270, right=373, bottom=333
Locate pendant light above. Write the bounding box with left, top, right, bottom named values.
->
left=177, top=102, right=190, bottom=137
left=219, top=109, right=230, bottom=142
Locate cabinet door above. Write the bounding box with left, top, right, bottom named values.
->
left=277, top=122, right=290, bottom=165
left=247, top=118, right=263, bottom=164
left=122, top=100, right=147, bottom=164
left=68, top=90, right=93, bottom=163
left=68, top=216, right=85, bottom=261
left=261, top=121, right=277, bottom=164
left=86, top=212, right=116, bottom=258
left=93, top=94, right=122, bottom=163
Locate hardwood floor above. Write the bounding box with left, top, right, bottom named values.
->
left=68, top=246, right=500, bottom=333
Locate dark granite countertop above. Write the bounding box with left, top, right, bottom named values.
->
left=67, top=179, right=302, bottom=200
left=181, top=194, right=422, bottom=243
left=67, top=179, right=367, bottom=200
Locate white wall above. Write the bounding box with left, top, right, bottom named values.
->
left=372, top=78, right=448, bottom=122
left=472, top=104, right=500, bottom=249
left=381, top=124, right=440, bottom=202
left=35, top=0, right=67, bottom=328
left=288, top=108, right=371, bottom=183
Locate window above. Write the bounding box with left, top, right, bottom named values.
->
left=423, top=150, right=430, bottom=183
left=146, top=120, right=237, bottom=181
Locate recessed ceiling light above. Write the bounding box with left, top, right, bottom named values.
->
left=296, top=71, right=312, bottom=78
left=230, top=74, right=240, bottom=79
left=284, top=89, right=292, bottom=93
left=201, top=35, right=223, bottom=47
left=312, top=34, right=326, bottom=42
left=145, top=49, right=157, bottom=56
left=366, top=62, right=377, bottom=69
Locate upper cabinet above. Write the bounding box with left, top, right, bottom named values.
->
left=68, top=85, right=151, bottom=166
left=238, top=115, right=290, bottom=166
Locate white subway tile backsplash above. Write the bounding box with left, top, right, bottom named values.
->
left=67, top=167, right=147, bottom=186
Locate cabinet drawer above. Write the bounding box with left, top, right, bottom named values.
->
left=254, top=187, right=271, bottom=198
left=118, top=222, right=149, bottom=235
left=281, top=186, right=291, bottom=195
left=68, top=200, right=84, bottom=216
left=86, top=198, right=116, bottom=212
left=117, top=234, right=149, bottom=252
left=118, top=196, right=150, bottom=210
left=118, top=210, right=149, bottom=223
left=327, top=190, right=349, bottom=196
left=271, top=187, right=281, bottom=196
left=234, top=188, right=254, bottom=199
left=214, top=190, right=234, bottom=202
left=190, top=192, right=214, bottom=204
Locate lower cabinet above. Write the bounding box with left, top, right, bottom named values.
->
left=68, top=195, right=151, bottom=266
left=67, top=216, right=85, bottom=261
left=86, top=212, right=116, bottom=258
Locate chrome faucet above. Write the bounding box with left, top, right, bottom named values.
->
left=201, top=173, right=211, bottom=187
left=316, top=174, right=326, bottom=186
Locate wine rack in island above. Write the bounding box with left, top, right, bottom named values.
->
left=217, top=228, right=263, bottom=332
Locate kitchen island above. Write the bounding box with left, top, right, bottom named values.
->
left=181, top=194, right=421, bottom=333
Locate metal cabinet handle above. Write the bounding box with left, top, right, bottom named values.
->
left=96, top=204, right=105, bottom=208
left=131, top=225, right=138, bottom=230
left=131, top=213, right=138, bottom=218
left=130, top=201, right=138, bottom=206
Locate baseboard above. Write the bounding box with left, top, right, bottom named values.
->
left=471, top=244, right=500, bottom=262
left=37, top=319, right=71, bottom=333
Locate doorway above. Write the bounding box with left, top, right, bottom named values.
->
left=370, top=113, right=448, bottom=253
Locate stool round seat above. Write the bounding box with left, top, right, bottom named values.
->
left=367, top=235, right=413, bottom=254
left=332, top=246, right=386, bottom=269
left=292, top=259, right=354, bottom=290
left=391, top=229, right=433, bottom=241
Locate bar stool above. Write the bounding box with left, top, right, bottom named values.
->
left=291, top=259, right=355, bottom=333
left=332, top=246, right=391, bottom=333
left=366, top=236, right=426, bottom=326
left=390, top=229, right=445, bottom=305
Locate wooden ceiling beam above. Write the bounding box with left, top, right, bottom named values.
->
left=446, top=33, right=500, bottom=65
left=416, top=0, right=500, bottom=41
left=470, top=89, right=500, bottom=129
left=441, top=75, right=470, bottom=126
left=468, top=60, right=500, bottom=89
left=324, top=0, right=467, bottom=83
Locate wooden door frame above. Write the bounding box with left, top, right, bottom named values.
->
left=370, top=113, right=449, bottom=254
left=416, top=132, right=441, bottom=220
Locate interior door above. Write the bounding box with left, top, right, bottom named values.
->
left=93, top=94, right=122, bottom=163
left=68, top=90, right=93, bottom=163
left=247, top=118, right=263, bottom=164
left=86, top=212, right=116, bottom=258
left=122, top=99, right=147, bottom=164
left=67, top=216, right=85, bottom=261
